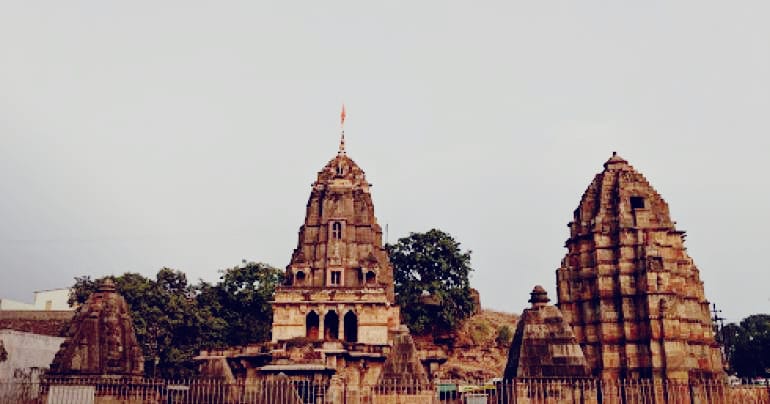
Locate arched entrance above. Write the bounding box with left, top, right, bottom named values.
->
left=306, top=311, right=319, bottom=339
left=324, top=311, right=339, bottom=340
left=344, top=311, right=358, bottom=343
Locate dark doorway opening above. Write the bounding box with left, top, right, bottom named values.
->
left=306, top=312, right=319, bottom=339
left=324, top=311, right=339, bottom=340
left=344, top=311, right=358, bottom=343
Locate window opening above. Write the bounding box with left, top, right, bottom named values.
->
left=306, top=312, right=319, bottom=339
left=630, top=196, right=645, bottom=209
left=332, top=222, right=342, bottom=239
left=330, top=270, right=342, bottom=286
left=365, top=271, right=376, bottom=285
left=344, top=311, right=358, bottom=342
left=324, top=311, right=339, bottom=340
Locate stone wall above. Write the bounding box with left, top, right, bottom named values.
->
left=0, top=310, right=73, bottom=336
left=0, top=329, right=65, bottom=379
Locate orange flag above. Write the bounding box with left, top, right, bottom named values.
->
left=341, top=104, right=346, bottom=126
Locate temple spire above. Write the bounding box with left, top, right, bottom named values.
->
left=339, top=104, right=347, bottom=155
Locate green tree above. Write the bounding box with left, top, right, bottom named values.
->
left=68, top=275, right=98, bottom=306
left=68, top=262, right=283, bottom=377
left=387, top=229, right=476, bottom=335
left=203, top=261, right=284, bottom=346
left=69, top=269, right=226, bottom=378
left=723, top=314, right=770, bottom=378
left=495, top=325, right=513, bottom=347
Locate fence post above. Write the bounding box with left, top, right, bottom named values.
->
left=688, top=382, right=695, bottom=404
left=597, top=379, right=603, bottom=404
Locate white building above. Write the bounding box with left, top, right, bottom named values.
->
left=0, top=289, right=74, bottom=311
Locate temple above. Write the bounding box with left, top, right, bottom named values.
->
left=194, top=120, right=431, bottom=392
left=503, top=286, right=589, bottom=379
left=48, top=279, right=144, bottom=377
left=271, top=133, right=398, bottom=345
left=264, top=131, right=403, bottom=384
left=555, top=153, right=724, bottom=381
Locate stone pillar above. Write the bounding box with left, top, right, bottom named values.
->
left=318, top=308, right=325, bottom=340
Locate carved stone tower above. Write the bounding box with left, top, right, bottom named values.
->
left=556, top=153, right=724, bottom=381
left=271, top=135, right=400, bottom=346
left=48, top=279, right=144, bottom=377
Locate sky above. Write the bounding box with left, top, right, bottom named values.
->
left=1, top=1, right=769, bottom=323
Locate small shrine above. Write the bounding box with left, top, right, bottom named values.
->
left=48, top=279, right=144, bottom=377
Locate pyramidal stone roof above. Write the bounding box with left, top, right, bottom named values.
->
left=503, top=286, right=589, bottom=379
left=571, top=152, right=675, bottom=232
left=48, top=279, right=144, bottom=377
left=285, top=135, right=395, bottom=301
left=378, top=326, right=429, bottom=385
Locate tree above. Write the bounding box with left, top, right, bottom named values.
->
left=68, top=262, right=283, bottom=377
left=69, top=269, right=226, bottom=378
left=723, top=314, right=770, bottom=378
left=495, top=325, right=513, bottom=347
left=202, top=261, right=284, bottom=346
left=387, top=229, right=476, bottom=335
left=68, top=275, right=98, bottom=306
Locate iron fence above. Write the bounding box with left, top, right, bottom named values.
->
left=0, top=377, right=767, bottom=404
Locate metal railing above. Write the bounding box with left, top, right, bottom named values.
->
left=0, top=376, right=768, bottom=404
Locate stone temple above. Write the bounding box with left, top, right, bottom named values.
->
left=271, top=133, right=399, bottom=346
left=197, top=130, right=424, bottom=389
left=265, top=132, right=403, bottom=385
left=48, top=279, right=144, bottom=377
left=555, top=153, right=724, bottom=381
left=503, top=286, right=589, bottom=379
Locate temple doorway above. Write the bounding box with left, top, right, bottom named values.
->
left=344, top=311, right=358, bottom=342
left=306, top=311, right=319, bottom=339
left=324, top=311, right=339, bottom=340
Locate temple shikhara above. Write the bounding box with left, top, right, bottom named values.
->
left=271, top=133, right=398, bottom=346
left=555, top=153, right=725, bottom=381
left=265, top=131, right=404, bottom=384
left=196, top=119, right=424, bottom=389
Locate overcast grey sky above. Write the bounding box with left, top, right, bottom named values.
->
left=1, top=1, right=768, bottom=322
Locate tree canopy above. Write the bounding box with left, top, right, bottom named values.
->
left=722, top=314, right=770, bottom=379
left=69, top=262, right=282, bottom=378
left=387, top=229, right=476, bottom=335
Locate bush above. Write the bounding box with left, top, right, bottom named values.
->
left=495, top=325, right=513, bottom=347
